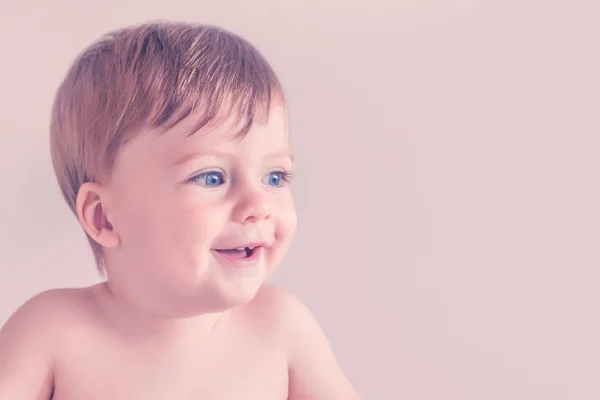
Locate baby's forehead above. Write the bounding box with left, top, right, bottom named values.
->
left=168, top=101, right=286, bottom=137
left=143, top=109, right=290, bottom=161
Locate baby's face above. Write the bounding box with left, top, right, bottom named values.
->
left=102, top=104, right=297, bottom=315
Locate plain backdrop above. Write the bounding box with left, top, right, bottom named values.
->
left=1, top=0, right=599, bottom=399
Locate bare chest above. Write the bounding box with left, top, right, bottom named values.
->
left=51, top=333, right=289, bottom=400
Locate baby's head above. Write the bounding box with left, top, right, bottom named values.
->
left=50, top=21, right=297, bottom=315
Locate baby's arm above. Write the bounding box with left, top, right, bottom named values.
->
left=266, top=287, right=362, bottom=399
left=0, top=293, right=57, bottom=400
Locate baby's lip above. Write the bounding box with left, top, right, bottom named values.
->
left=212, top=240, right=271, bottom=251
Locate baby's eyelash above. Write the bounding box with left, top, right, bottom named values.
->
left=279, top=170, right=295, bottom=183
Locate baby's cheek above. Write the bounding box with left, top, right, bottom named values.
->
left=176, top=205, right=224, bottom=245
left=166, top=209, right=219, bottom=275
left=114, top=201, right=163, bottom=248
left=279, top=203, right=298, bottom=238
left=269, top=208, right=297, bottom=266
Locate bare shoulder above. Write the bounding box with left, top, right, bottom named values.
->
left=246, top=285, right=362, bottom=400
left=244, top=284, right=318, bottom=336
left=246, top=284, right=306, bottom=319
left=2, top=287, right=85, bottom=333
left=0, top=286, right=96, bottom=351
left=3, top=286, right=96, bottom=329
left=0, top=286, right=95, bottom=399
left=245, top=284, right=332, bottom=345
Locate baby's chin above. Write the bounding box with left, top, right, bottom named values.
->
left=162, top=269, right=269, bottom=316
left=164, top=287, right=262, bottom=318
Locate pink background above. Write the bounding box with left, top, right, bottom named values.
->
left=1, top=0, right=598, bottom=398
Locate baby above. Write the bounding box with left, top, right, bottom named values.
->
left=0, top=21, right=360, bottom=399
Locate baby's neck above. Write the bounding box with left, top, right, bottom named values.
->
left=91, top=281, right=227, bottom=351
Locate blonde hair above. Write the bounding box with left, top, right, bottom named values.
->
left=49, top=21, right=284, bottom=271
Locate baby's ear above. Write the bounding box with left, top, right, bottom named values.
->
left=75, top=182, right=120, bottom=248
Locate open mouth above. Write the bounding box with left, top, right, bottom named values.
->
left=214, top=246, right=258, bottom=259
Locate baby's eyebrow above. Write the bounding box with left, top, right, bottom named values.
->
left=171, top=150, right=294, bottom=167
left=172, top=152, right=204, bottom=167
left=265, top=150, right=294, bottom=162
left=171, top=151, right=221, bottom=167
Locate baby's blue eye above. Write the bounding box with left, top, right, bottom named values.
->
left=262, top=171, right=290, bottom=187
left=190, top=171, right=224, bottom=187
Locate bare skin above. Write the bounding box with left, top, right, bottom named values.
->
left=0, top=283, right=359, bottom=399
left=0, top=104, right=361, bottom=399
